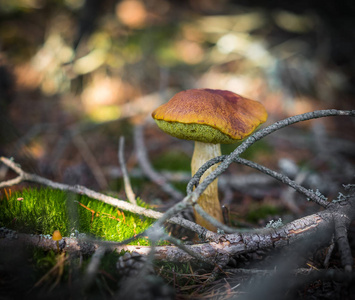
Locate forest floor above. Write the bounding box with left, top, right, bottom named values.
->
left=0, top=0, right=355, bottom=299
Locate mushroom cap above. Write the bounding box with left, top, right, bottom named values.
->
left=152, top=89, right=267, bottom=144
left=52, top=230, right=62, bottom=241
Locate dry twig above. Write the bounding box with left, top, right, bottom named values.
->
left=82, top=246, right=107, bottom=289
left=0, top=156, right=210, bottom=240
left=1, top=194, right=354, bottom=266
left=134, top=124, right=184, bottom=201
left=1, top=109, right=355, bottom=269
left=186, top=110, right=355, bottom=230
left=73, top=134, right=109, bottom=190
left=118, top=136, right=137, bottom=205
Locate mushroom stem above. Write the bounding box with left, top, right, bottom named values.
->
left=191, top=141, right=224, bottom=231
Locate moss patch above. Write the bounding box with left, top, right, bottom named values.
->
left=221, top=139, right=272, bottom=160
left=246, top=204, right=283, bottom=224
left=152, top=150, right=191, bottom=172
left=0, top=187, right=154, bottom=245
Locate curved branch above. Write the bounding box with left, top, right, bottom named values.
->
left=190, top=110, right=355, bottom=206
left=1, top=110, right=354, bottom=268
left=334, top=211, right=354, bottom=272
left=0, top=156, right=212, bottom=239
left=134, top=124, right=184, bottom=201
left=3, top=196, right=353, bottom=264
left=188, top=156, right=329, bottom=208
left=118, top=136, right=137, bottom=205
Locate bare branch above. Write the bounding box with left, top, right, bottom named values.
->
left=164, top=234, right=214, bottom=265
left=72, top=134, right=109, bottom=190
left=334, top=211, right=353, bottom=272
left=3, top=197, right=352, bottom=264
left=118, top=136, right=137, bottom=205
left=323, top=235, right=335, bottom=268
left=0, top=173, right=23, bottom=188
left=1, top=110, right=354, bottom=269
left=0, top=156, right=210, bottom=239
left=193, top=204, right=242, bottom=234
left=133, top=124, right=184, bottom=201
left=0, top=156, right=161, bottom=219
left=82, top=246, right=107, bottom=289
left=235, top=158, right=329, bottom=207
left=186, top=156, right=331, bottom=233
left=190, top=110, right=355, bottom=209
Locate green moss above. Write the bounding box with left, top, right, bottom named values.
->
left=241, top=140, right=272, bottom=160
left=221, top=139, right=272, bottom=160
left=152, top=150, right=191, bottom=193
left=152, top=150, right=190, bottom=172
left=245, top=204, right=283, bottom=223
left=0, top=188, right=154, bottom=245
left=221, top=141, right=242, bottom=155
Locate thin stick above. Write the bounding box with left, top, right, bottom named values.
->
left=1, top=109, right=354, bottom=258
left=323, top=235, right=335, bottom=268
left=134, top=124, right=184, bottom=201
left=165, top=234, right=214, bottom=265
left=73, top=134, right=109, bottom=190
left=191, top=109, right=355, bottom=209
left=2, top=196, right=349, bottom=263
left=118, top=136, right=137, bottom=205
left=334, top=212, right=353, bottom=272
left=83, top=246, right=107, bottom=289
left=0, top=156, right=209, bottom=238
left=0, top=156, right=160, bottom=219
left=190, top=156, right=329, bottom=207
left=236, top=158, right=329, bottom=207
left=187, top=155, right=331, bottom=232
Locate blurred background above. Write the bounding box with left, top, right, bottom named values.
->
left=0, top=0, right=354, bottom=222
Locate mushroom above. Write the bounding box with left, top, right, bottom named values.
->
left=52, top=230, right=62, bottom=253
left=152, top=89, right=267, bottom=231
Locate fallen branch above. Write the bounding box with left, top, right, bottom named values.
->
left=107, top=167, right=276, bottom=198
left=1, top=109, right=354, bottom=270
left=82, top=246, right=107, bottom=289
left=1, top=195, right=353, bottom=264
left=134, top=124, right=184, bottom=201
left=190, top=156, right=328, bottom=207
left=185, top=109, right=355, bottom=229
left=73, top=134, right=109, bottom=190
left=0, top=156, right=211, bottom=240
left=0, top=156, right=161, bottom=219
left=118, top=136, right=137, bottom=205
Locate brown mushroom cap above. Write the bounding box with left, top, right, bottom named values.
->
left=52, top=230, right=62, bottom=241
left=152, top=89, right=267, bottom=144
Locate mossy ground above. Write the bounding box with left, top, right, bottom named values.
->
left=152, top=149, right=191, bottom=193
left=245, top=204, right=284, bottom=224
left=0, top=187, right=154, bottom=245
left=0, top=187, right=162, bottom=297
left=221, top=139, right=272, bottom=159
